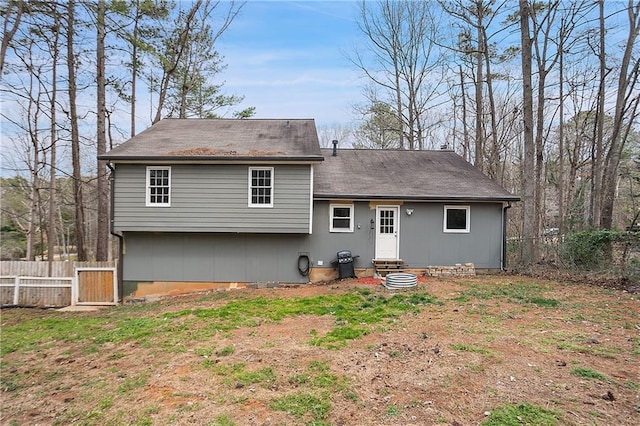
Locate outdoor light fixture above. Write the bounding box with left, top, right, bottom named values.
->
left=406, top=209, right=414, bottom=216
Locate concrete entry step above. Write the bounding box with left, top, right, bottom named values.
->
left=57, top=305, right=105, bottom=312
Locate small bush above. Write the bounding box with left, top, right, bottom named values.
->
left=560, top=230, right=620, bottom=269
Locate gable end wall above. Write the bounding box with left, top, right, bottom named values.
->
left=113, top=164, right=312, bottom=233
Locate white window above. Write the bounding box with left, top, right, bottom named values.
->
left=443, top=205, right=470, bottom=233
left=146, top=166, right=171, bottom=207
left=249, top=167, right=273, bottom=207
left=330, top=204, right=354, bottom=232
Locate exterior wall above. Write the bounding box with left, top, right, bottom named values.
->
left=121, top=232, right=311, bottom=296
left=309, top=200, right=505, bottom=272
left=309, top=202, right=378, bottom=269
left=119, top=200, right=505, bottom=296
left=113, top=164, right=312, bottom=233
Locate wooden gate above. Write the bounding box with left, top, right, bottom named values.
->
left=73, top=267, right=118, bottom=305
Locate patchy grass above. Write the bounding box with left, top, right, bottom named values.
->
left=482, top=402, right=561, bottom=425
left=457, top=281, right=559, bottom=307
left=270, top=392, right=331, bottom=423
left=117, top=372, right=150, bottom=394
left=1, top=277, right=638, bottom=425
left=207, top=362, right=277, bottom=388
left=450, top=342, right=494, bottom=356
left=1, top=291, right=440, bottom=356
left=166, top=291, right=439, bottom=348
left=571, top=367, right=613, bottom=383
left=210, top=414, right=236, bottom=426
left=216, top=345, right=235, bottom=357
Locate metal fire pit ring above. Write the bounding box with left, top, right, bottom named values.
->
left=383, top=272, right=417, bottom=290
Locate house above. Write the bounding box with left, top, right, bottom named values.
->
left=100, top=118, right=519, bottom=298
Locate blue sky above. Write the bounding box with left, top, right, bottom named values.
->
left=216, top=1, right=364, bottom=128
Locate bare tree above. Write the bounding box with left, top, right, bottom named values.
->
left=149, top=0, right=202, bottom=124
left=351, top=0, right=444, bottom=150
left=520, top=0, right=536, bottom=264
left=66, top=0, right=87, bottom=260
left=0, top=0, right=23, bottom=79
left=125, top=0, right=169, bottom=136
left=1, top=0, right=251, bottom=261
left=600, top=0, right=640, bottom=230
left=457, top=64, right=471, bottom=160
left=47, top=3, right=60, bottom=271
left=589, top=0, right=606, bottom=227
left=109, top=0, right=170, bottom=135
left=96, top=0, right=109, bottom=261
left=531, top=1, right=560, bottom=235
left=148, top=0, right=243, bottom=124
left=2, top=1, right=73, bottom=263
left=317, top=124, right=355, bottom=149
left=441, top=1, right=497, bottom=169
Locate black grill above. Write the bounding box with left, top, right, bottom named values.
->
left=336, top=250, right=356, bottom=279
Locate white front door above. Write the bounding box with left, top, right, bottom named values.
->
left=375, top=206, right=399, bottom=259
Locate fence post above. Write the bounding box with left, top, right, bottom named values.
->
left=71, top=273, right=77, bottom=306
left=13, top=276, right=20, bottom=305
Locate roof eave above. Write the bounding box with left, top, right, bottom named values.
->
left=314, top=194, right=520, bottom=202
left=100, top=155, right=325, bottom=163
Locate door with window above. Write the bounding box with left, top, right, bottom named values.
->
left=375, top=206, right=399, bottom=259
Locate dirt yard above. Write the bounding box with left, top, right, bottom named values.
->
left=1, top=275, right=639, bottom=425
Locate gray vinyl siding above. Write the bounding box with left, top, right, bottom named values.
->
left=122, top=232, right=311, bottom=288
left=119, top=200, right=505, bottom=290
left=309, top=203, right=376, bottom=266
left=113, top=164, right=312, bottom=233
left=310, top=201, right=504, bottom=269
left=404, top=202, right=503, bottom=268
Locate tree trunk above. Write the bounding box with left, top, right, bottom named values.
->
left=591, top=0, right=606, bottom=228
left=96, top=0, right=109, bottom=261
left=67, top=0, right=87, bottom=260
left=459, top=65, right=470, bottom=161
left=395, top=56, right=404, bottom=149
left=520, top=0, right=536, bottom=265
left=534, top=68, right=546, bottom=243
left=474, top=12, right=484, bottom=171
left=482, top=26, right=499, bottom=179
left=152, top=0, right=202, bottom=124
left=27, top=151, right=38, bottom=261
left=28, top=130, right=40, bottom=261
left=48, top=11, right=60, bottom=273
left=558, top=29, right=565, bottom=233
left=600, top=0, right=640, bottom=230
left=0, top=0, right=23, bottom=80
left=131, top=0, right=139, bottom=137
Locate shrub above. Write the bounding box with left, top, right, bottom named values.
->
left=560, top=230, right=621, bottom=269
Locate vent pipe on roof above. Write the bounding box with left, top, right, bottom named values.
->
left=332, top=140, right=338, bottom=156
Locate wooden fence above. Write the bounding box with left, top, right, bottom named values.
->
left=0, top=261, right=116, bottom=307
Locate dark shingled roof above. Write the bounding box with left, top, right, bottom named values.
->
left=100, top=118, right=323, bottom=162
left=314, top=148, right=519, bottom=201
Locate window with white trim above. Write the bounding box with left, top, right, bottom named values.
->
left=443, top=205, right=470, bottom=233
left=146, top=166, right=171, bottom=206
left=329, top=204, right=354, bottom=232
left=249, top=167, right=273, bottom=207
